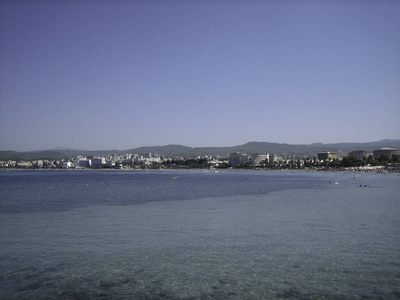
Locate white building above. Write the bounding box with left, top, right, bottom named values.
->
left=250, top=154, right=269, bottom=166
left=62, top=161, right=74, bottom=169
left=272, top=154, right=280, bottom=163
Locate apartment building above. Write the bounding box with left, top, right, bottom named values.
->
left=373, top=148, right=400, bottom=158
left=348, top=150, right=373, bottom=160
left=250, top=153, right=269, bottom=166
left=317, top=151, right=338, bottom=161
left=228, top=152, right=250, bottom=167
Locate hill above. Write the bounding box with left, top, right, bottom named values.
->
left=1, top=139, right=399, bottom=160
left=0, top=150, right=71, bottom=161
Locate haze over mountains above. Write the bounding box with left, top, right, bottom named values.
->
left=1, top=139, right=399, bottom=161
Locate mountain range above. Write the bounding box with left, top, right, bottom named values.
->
left=1, top=139, right=399, bottom=161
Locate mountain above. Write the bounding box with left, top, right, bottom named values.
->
left=1, top=139, right=399, bottom=160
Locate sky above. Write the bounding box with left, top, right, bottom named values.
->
left=1, top=0, right=399, bottom=151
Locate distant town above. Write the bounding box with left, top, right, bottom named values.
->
left=1, top=147, right=399, bottom=172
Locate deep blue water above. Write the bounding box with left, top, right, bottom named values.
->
left=0, top=170, right=399, bottom=299
left=0, top=170, right=326, bottom=214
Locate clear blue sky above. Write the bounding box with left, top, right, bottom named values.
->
left=1, top=0, right=399, bottom=151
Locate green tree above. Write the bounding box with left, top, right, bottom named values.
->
left=341, top=156, right=358, bottom=167
left=377, top=155, right=389, bottom=166
left=329, top=158, right=342, bottom=168
left=304, top=161, right=312, bottom=168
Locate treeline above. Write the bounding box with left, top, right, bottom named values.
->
left=327, top=155, right=399, bottom=168
left=261, top=155, right=400, bottom=170
left=120, top=158, right=229, bottom=170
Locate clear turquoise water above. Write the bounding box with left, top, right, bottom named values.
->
left=1, top=170, right=399, bottom=299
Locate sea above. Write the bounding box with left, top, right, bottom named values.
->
left=0, top=170, right=399, bottom=299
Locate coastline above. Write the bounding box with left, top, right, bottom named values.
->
left=1, top=167, right=399, bottom=174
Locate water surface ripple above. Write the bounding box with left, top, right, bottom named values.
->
left=1, top=170, right=399, bottom=299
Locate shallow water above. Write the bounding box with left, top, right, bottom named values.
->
left=1, top=170, right=399, bottom=299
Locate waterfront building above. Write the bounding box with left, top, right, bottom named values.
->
left=373, top=148, right=400, bottom=158
left=91, top=157, right=106, bottom=168
left=62, top=161, right=74, bottom=169
left=228, top=152, right=250, bottom=167
left=135, top=155, right=145, bottom=163
left=250, top=154, right=269, bottom=166
left=17, top=161, right=33, bottom=168
left=75, top=159, right=91, bottom=168
left=105, top=161, right=115, bottom=167
left=122, top=158, right=133, bottom=164
left=272, top=154, right=284, bottom=162
left=348, top=150, right=373, bottom=160
left=317, top=151, right=338, bottom=161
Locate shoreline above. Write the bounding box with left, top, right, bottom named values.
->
left=1, top=167, right=399, bottom=174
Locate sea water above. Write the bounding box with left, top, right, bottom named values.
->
left=0, top=170, right=399, bottom=299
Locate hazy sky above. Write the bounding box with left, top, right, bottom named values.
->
left=1, top=0, right=399, bottom=151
